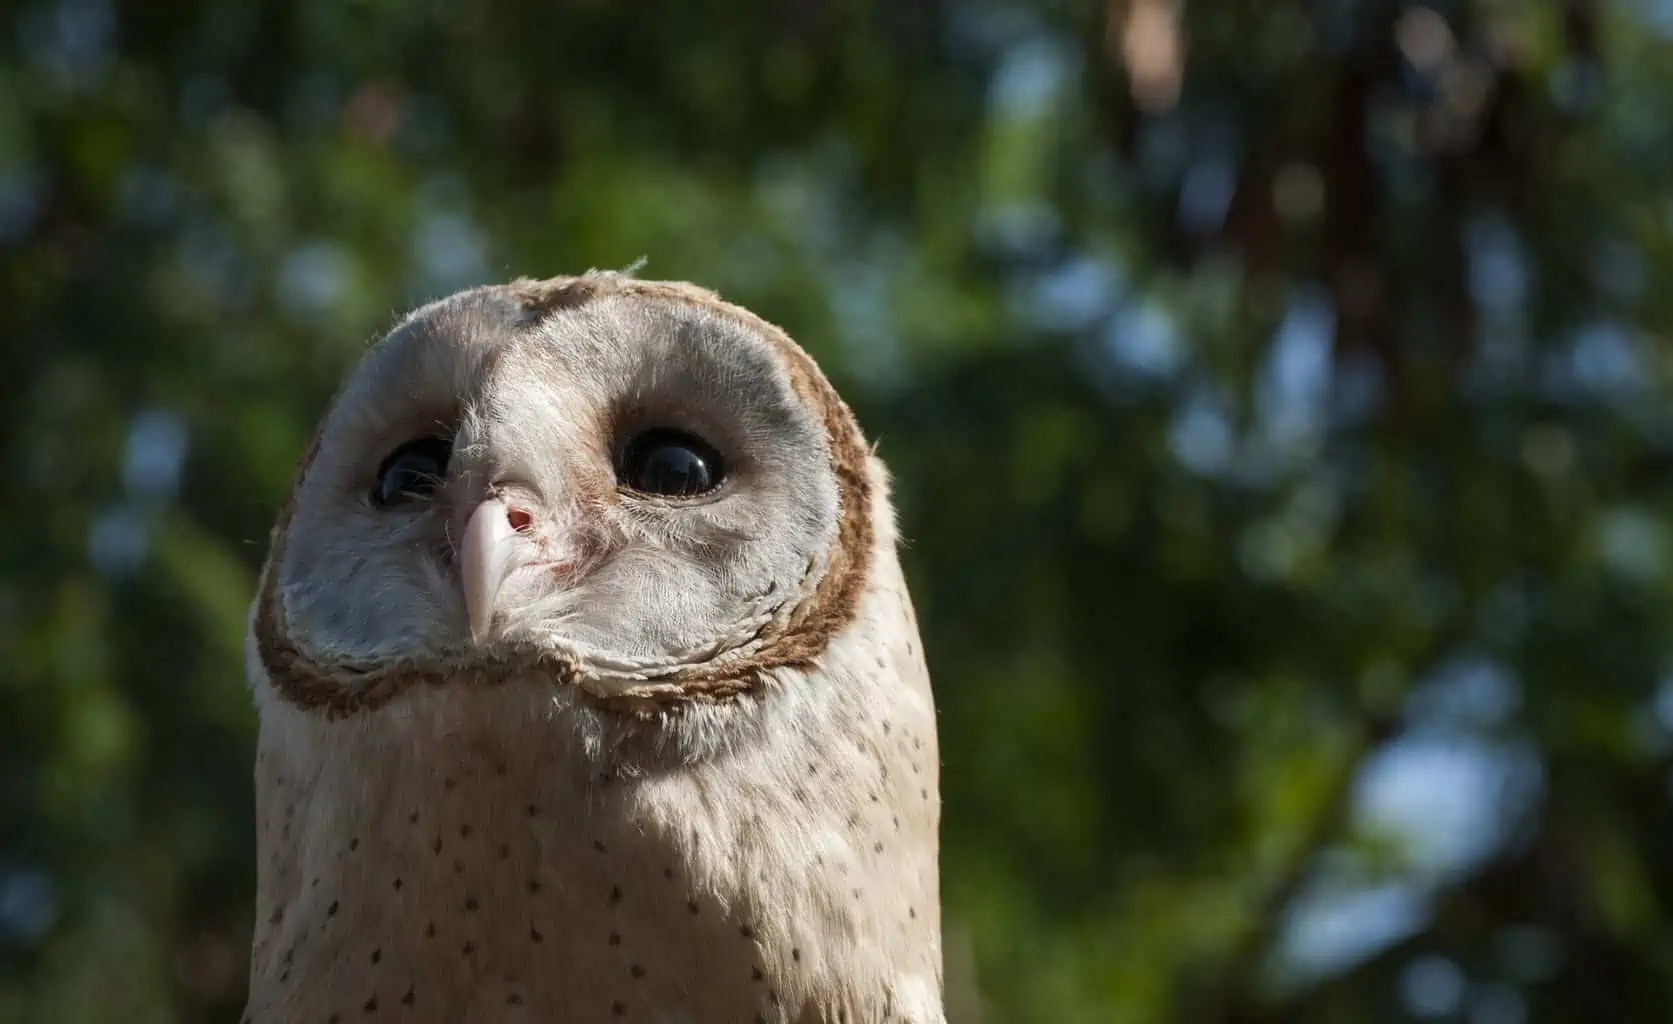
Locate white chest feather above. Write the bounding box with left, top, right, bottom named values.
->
left=244, top=569, right=942, bottom=1024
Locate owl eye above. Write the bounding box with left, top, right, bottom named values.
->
left=619, top=428, right=724, bottom=498
left=372, top=437, right=453, bottom=506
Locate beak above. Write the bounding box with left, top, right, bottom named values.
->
left=459, top=496, right=526, bottom=646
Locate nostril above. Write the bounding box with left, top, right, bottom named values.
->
left=505, top=505, right=535, bottom=533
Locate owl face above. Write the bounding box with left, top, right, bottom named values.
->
left=264, top=275, right=862, bottom=701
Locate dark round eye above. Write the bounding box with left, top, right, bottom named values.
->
left=371, top=437, right=453, bottom=507
left=618, top=428, right=724, bottom=498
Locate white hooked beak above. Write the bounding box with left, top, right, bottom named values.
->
left=458, top=490, right=590, bottom=646
left=459, top=496, right=528, bottom=647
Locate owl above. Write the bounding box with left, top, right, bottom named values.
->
left=241, top=272, right=943, bottom=1023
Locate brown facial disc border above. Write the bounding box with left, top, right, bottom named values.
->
left=251, top=274, right=874, bottom=721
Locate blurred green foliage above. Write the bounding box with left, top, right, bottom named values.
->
left=6, top=0, right=1673, bottom=1020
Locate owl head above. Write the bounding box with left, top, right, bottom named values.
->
left=249, top=272, right=876, bottom=719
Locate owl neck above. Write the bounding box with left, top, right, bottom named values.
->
left=244, top=658, right=943, bottom=1022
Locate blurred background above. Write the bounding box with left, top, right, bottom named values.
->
left=4, top=0, right=1673, bottom=1021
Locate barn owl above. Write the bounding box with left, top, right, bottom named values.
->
left=240, top=272, right=943, bottom=1023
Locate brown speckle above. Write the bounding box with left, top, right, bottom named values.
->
left=792, top=947, right=801, bottom=962
left=531, top=927, right=544, bottom=943
left=465, top=897, right=479, bottom=912
left=426, top=921, right=436, bottom=938
left=740, top=924, right=755, bottom=939
left=508, top=994, right=523, bottom=1006
left=327, top=901, right=339, bottom=917
left=608, top=931, right=621, bottom=946
left=463, top=941, right=476, bottom=956
left=529, top=880, right=542, bottom=893
left=401, top=986, right=415, bottom=1006
left=630, top=964, right=645, bottom=979
left=362, top=996, right=377, bottom=1013
left=593, top=839, right=607, bottom=853
left=370, top=949, right=381, bottom=965
left=613, top=1002, right=626, bottom=1016
left=348, top=837, right=359, bottom=852
left=608, top=886, right=622, bottom=905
